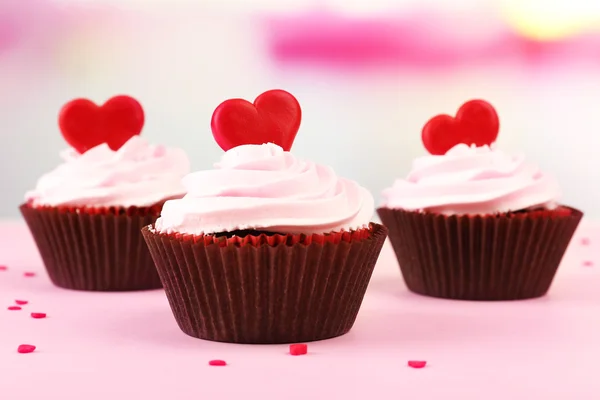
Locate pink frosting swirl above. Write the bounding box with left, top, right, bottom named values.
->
left=381, top=144, right=560, bottom=215
left=155, top=143, right=374, bottom=235
left=25, top=136, right=190, bottom=208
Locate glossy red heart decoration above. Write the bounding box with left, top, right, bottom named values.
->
left=211, top=89, right=302, bottom=151
left=59, top=95, right=145, bottom=154
left=422, top=100, right=499, bottom=155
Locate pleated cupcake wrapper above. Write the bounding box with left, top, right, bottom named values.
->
left=142, top=223, right=388, bottom=344
left=20, top=203, right=163, bottom=291
left=377, top=207, right=583, bottom=301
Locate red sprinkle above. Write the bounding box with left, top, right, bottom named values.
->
left=15, top=300, right=28, bottom=305
left=289, top=343, right=308, bottom=356
left=408, top=360, right=427, bottom=368
left=17, top=344, right=36, bottom=354
left=0, top=265, right=7, bottom=271
left=7, top=306, right=22, bottom=311
left=583, top=260, right=594, bottom=267
left=31, top=312, right=47, bottom=319
left=23, top=272, right=36, bottom=277
left=208, top=360, right=227, bottom=366
left=581, top=238, right=590, bottom=246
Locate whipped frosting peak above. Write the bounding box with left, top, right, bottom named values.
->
left=26, top=136, right=190, bottom=208
left=156, top=143, right=374, bottom=235
left=381, top=144, right=560, bottom=215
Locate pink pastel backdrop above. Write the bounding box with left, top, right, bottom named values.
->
left=2, top=2, right=600, bottom=399
left=2, top=0, right=600, bottom=219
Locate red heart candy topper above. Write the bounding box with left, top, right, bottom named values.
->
left=59, top=95, right=145, bottom=154
left=422, top=100, right=499, bottom=156
left=211, top=89, right=302, bottom=152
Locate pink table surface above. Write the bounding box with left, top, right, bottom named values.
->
left=1, top=219, right=599, bottom=400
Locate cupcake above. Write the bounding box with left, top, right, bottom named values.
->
left=142, top=89, right=387, bottom=344
left=377, top=99, right=582, bottom=301
left=21, top=95, right=190, bottom=291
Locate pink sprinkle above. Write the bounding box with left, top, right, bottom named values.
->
left=583, top=260, right=594, bottom=267
left=208, top=360, right=227, bottom=366
left=289, top=343, right=308, bottom=356
left=7, top=306, right=22, bottom=311
left=408, top=360, right=427, bottom=368
left=581, top=238, right=590, bottom=246
left=15, top=300, right=28, bottom=305
left=24, top=272, right=36, bottom=277
left=31, top=312, right=47, bottom=319
left=17, top=344, right=36, bottom=354
left=0, top=265, right=7, bottom=271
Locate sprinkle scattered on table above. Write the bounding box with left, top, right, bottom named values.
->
left=8, top=306, right=22, bottom=311
left=581, top=238, right=590, bottom=246
left=0, top=265, right=7, bottom=271
left=15, top=300, right=28, bottom=305
left=31, top=312, right=47, bottom=319
left=408, top=360, right=427, bottom=369
left=23, top=272, right=36, bottom=277
left=17, top=344, right=36, bottom=354
left=208, top=360, right=227, bottom=366
left=583, top=260, right=594, bottom=267
left=289, top=343, right=308, bottom=356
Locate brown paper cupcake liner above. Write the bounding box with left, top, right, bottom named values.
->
left=142, top=223, right=388, bottom=344
left=377, top=207, right=583, bottom=301
left=20, top=203, right=163, bottom=291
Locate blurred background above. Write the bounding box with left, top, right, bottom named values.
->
left=2, top=0, right=600, bottom=218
